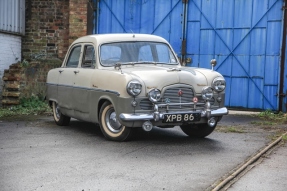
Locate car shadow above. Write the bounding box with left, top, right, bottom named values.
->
left=53, top=119, right=221, bottom=146
left=42, top=118, right=225, bottom=156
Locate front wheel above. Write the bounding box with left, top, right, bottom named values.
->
left=99, top=101, right=133, bottom=141
left=52, top=101, right=70, bottom=126
left=180, top=123, right=216, bottom=138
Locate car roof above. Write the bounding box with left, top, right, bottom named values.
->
left=72, top=33, right=169, bottom=45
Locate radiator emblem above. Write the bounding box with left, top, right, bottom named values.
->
left=178, top=89, right=183, bottom=97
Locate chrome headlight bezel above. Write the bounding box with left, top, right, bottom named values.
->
left=202, top=86, right=214, bottom=101
left=126, top=80, right=142, bottom=96
left=148, top=89, right=161, bottom=103
left=212, top=76, right=226, bottom=92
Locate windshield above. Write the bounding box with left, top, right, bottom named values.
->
left=100, top=41, right=178, bottom=66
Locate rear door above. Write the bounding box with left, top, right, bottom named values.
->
left=58, top=45, right=82, bottom=110
left=73, top=44, right=96, bottom=114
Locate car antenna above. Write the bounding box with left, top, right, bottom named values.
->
left=130, top=30, right=135, bottom=38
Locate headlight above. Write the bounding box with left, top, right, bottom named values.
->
left=202, top=87, right=213, bottom=100
left=127, top=80, right=142, bottom=96
left=148, top=89, right=161, bottom=103
left=212, top=77, right=226, bottom=92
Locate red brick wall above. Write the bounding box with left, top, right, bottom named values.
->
left=23, top=0, right=70, bottom=60
left=69, top=0, right=89, bottom=44
left=23, top=0, right=90, bottom=60
left=2, top=0, right=91, bottom=106
left=2, top=60, right=62, bottom=106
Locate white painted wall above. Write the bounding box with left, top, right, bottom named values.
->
left=0, top=32, right=22, bottom=101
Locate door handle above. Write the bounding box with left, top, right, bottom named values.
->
left=74, top=70, right=79, bottom=74
left=59, top=70, right=64, bottom=73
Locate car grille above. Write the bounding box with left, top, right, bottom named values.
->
left=139, top=86, right=212, bottom=110
left=161, top=87, right=194, bottom=109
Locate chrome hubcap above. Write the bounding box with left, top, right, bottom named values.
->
left=54, top=103, right=61, bottom=119
left=105, top=108, right=122, bottom=133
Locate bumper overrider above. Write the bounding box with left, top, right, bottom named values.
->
left=119, top=101, right=229, bottom=131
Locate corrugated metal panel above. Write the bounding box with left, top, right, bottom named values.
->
left=0, top=0, right=25, bottom=35
left=185, top=0, right=283, bottom=111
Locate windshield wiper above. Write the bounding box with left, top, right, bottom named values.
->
left=114, top=62, right=134, bottom=69
left=114, top=61, right=177, bottom=69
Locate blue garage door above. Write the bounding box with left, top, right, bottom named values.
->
left=185, top=0, right=284, bottom=111
left=95, top=0, right=286, bottom=111
left=95, top=0, right=183, bottom=57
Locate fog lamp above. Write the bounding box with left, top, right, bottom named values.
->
left=202, top=87, right=213, bottom=100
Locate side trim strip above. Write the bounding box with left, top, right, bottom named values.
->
left=46, top=83, right=120, bottom=96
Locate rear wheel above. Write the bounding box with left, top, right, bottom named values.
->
left=52, top=101, right=70, bottom=126
left=99, top=101, right=133, bottom=141
left=180, top=123, right=216, bottom=138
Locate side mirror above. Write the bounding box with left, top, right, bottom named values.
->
left=210, top=59, right=217, bottom=71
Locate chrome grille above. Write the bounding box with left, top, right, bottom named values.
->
left=139, top=99, right=153, bottom=110
left=139, top=86, right=215, bottom=110
left=161, top=87, right=194, bottom=109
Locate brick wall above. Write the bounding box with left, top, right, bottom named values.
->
left=0, top=33, right=22, bottom=104
left=22, top=0, right=90, bottom=60
left=2, top=0, right=91, bottom=107
left=2, top=60, right=61, bottom=106
left=23, top=0, right=70, bottom=60
left=69, top=0, right=89, bottom=43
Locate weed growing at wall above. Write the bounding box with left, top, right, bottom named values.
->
left=0, top=96, right=51, bottom=118
left=257, top=110, right=287, bottom=125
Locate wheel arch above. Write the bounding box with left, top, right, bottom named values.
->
left=97, top=97, right=114, bottom=119
left=48, top=99, right=58, bottom=108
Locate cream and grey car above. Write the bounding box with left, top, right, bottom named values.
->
left=46, top=34, right=228, bottom=141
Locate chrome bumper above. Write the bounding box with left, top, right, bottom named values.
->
left=119, top=107, right=229, bottom=122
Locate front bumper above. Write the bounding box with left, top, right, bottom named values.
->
left=119, top=107, right=228, bottom=122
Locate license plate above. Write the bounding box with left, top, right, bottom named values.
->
left=163, top=113, right=201, bottom=123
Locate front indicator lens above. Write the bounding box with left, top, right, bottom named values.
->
left=148, top=89, right=161, bottom=103
left=212, top=77, right=226, bottom=92
left=202, top=87, right=213, bottom=100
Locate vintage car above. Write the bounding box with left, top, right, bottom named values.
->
left=46, top=34, right=228, bottom=141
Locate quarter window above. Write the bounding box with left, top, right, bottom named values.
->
left=82, top=45, right=96, bottom=68
left=66, top=46, right=81, bottom=68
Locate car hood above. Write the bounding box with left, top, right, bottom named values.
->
left=120, top=65, right=221, bottom=93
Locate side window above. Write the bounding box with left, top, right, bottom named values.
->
left=66, top=46, right=81, bottom=68
left=82, top=45, right=95, bottom=68
left=138, top=45, right=153, bottom=61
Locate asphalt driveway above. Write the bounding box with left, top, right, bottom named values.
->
left=0, top=113, right=284, bottom=191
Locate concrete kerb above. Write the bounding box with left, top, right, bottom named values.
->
left=211, top=131, right=287, bottom=191
left=228, top=110, right=261, bottom=115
